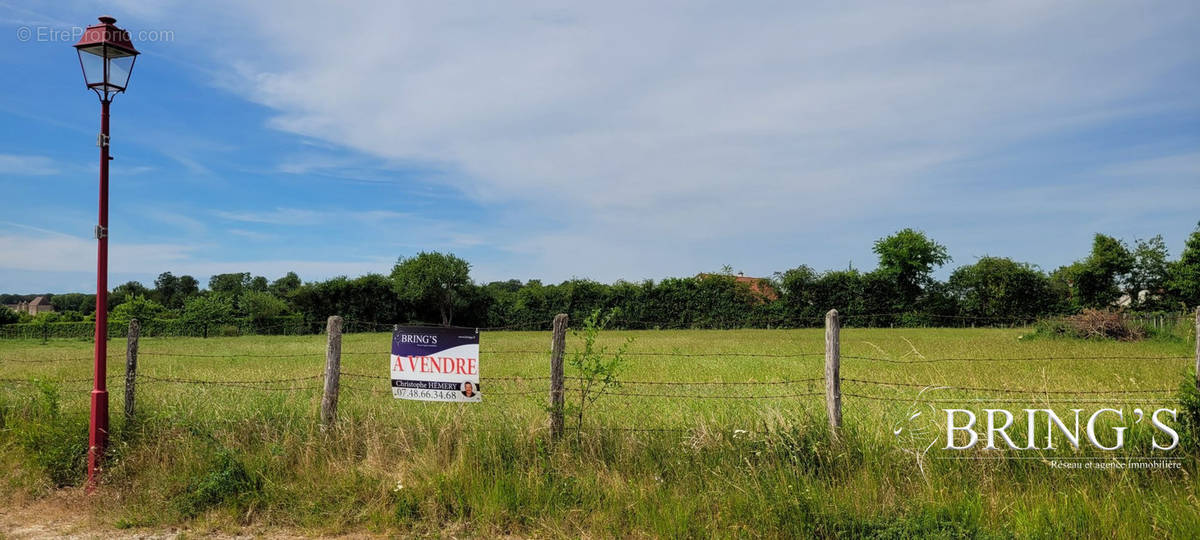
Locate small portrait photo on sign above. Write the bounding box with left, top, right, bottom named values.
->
left=461, top=381, right=478, bottom=398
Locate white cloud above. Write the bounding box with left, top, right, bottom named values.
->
left=142, top=208, right=207, bottom=235
left=213, top=207, right=326, bottom=225
left=0, top=154, right=60, bottom=175
left=0, top=229, right=192, bottom=274
left=1100, top=151, right=1200, bottom=179
left=38, top=1, right=1200, bottom=283
left=196, top=3, right=1191, bottom=235
left=226, top=228, right=276, bottom=241
left=0, top=226, right=390, bottom=289
left=212, top=207, right=418, bottom=227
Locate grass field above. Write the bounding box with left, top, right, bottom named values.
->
left=0, top=327, right=1197, bottom=537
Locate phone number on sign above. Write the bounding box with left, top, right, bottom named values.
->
left=392, top=388, right=466, bottom=401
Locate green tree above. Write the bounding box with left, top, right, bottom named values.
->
left=249, top=276, right=269, bottom=292
left=208, top=273, right=251, bottom=298
left=1129, top=235, right=1170, bottom=309
left=111, top=295, right=167, bottom=322
left=390, top=252, right=472, bottom=326
left=0, top=306, right=19, bottom=325
left=1058, top=234, right=1134, bottom=309
left=238, top=290, right=289, bottom=325
left=270, top=272, right=302, bottom=298
left=153, top=272, right=180, bottom=307
left=809, top=269, right=865, bottom=316
left=1167, top=224, right=1200, bottom=309
left=872, top=228, right=951, bottom=307
left=181, top=295, right=234, bottom=338
left=948, top=257, right=1054, bottom=321
left=178, top=275, right=200, bottom=299
left=49, top=293, right=95, bottom=315
left=55, top=310, right=85, bottom=322
left=776, top=265, right=818, bottom=318
left=692, top=274, right=759, bottom=328
left=110, top=281, right=149, bottom=309
left=153, top=271, right=199, bottom=309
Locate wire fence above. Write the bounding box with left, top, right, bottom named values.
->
left=1, top=314, right=1194, bottom=437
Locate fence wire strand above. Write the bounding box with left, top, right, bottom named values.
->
left=0, top=316, right=1192, bottom=434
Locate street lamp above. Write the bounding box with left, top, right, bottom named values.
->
left=74, top=15, right=138, bottom=490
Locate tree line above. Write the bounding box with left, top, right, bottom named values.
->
left=3, top=225, right=1199, bottom=330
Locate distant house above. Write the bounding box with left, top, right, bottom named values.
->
left=5, top=296, right=55, bottom=316
left=1116, top=289, right=1161, bottom=308
left=696, top=272, right=780, bottom=302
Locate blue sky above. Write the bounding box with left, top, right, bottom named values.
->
left=1, top=1, right=1197, bottom=294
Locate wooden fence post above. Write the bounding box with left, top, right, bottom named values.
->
left=1194, top=308, right=1199, bottom=392
left=550, top=313, right=568, bottom=439
left=825, top=309, right=842, bottom=437
left=321, top=315, right=343, bottom=428
left=124, top=318, right=139, bottom=423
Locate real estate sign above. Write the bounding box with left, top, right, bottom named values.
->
left=390, top=326, right=481, bottom=402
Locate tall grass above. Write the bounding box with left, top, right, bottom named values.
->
left=0, top=328, right=1196, bottom=537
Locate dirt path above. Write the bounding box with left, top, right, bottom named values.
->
left=0, top=495, right=179, bottom=539
left=0, top=494, right=302, bottom=539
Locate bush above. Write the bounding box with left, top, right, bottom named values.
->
left=176, top=450, right=260, bottom=517
left=181, top=295, right=235, bottom=338
left=110, top=295, right=167, bottom=323
left=1179, top=376, right=1200, bottom=453
left=13, top=382, right=88, bottom=486
left=217, top=324, right=242, bottom=337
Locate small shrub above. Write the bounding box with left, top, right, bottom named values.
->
left=1141, top=315, right=1196, bottom=343
left=1179, top=376, right=1200, bottom=453
left=564, top=309, right=633, bottom=432
left=393, top=489, right=423, bottom=523
left=897, top=312, right=933, bottom=328
left=14, top=382, right=88, bottom=486
left=217, top=324, right=242, bottom=337
left=1030, top=318, right=1072, bottom=338
left=176, top=450, right=261, bottom=517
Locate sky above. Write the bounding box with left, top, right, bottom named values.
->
left=0, top=1, right=1197, bottom=294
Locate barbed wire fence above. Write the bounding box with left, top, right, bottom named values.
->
left=0, top=310, right=1196, bottom=437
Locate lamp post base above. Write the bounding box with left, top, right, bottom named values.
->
left=87, top=389, right=109, bottom=492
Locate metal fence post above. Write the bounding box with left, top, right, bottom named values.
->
left=825, top=309, right=842, bottom=437
left=550, top=313, right=568, bottom=439
left=124, top=318, right=139, bottom=423
left=321, top=315, right=343, bottom=428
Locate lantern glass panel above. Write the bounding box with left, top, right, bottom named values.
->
left=77, top=43, right=136, bottom=93
left=107, top=55, right=134, bottom=90
left=77, top=47, right=105, bottom=87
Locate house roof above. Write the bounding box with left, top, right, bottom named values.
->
left=696, top=273, right=780, bottom=301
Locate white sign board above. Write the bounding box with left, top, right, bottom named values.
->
left=390, top=326, right=481, bottom=402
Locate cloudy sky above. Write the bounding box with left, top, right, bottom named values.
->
left=1, top=1, right=1197, bottom=293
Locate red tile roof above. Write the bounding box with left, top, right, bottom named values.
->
left=696, top=273, right=779, bottom=302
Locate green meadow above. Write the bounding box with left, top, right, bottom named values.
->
left=0, top=327, right=1197, bottom=538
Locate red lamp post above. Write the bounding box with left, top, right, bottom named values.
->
left=74, top=15, right=139, bottom=490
